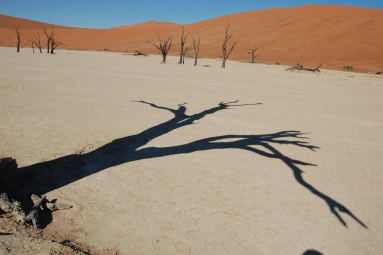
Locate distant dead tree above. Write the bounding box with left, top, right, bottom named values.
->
left=191, top=32, right=200, bottom=66
left=178, top=26, right=189, bottom=64
left=50, top=35, right=63, bottom=54
left=221, top=22, right=237, bottom=68
left=182, top=44, right=192, bottom=64
left=147, top=32, right=173, bottom=64
left=14, top=27, right=20, bottom=53
left=246, top=48, right=259, bottom=63
left=27, top=34, right=43, bottom=53
left=42, top=26, right=53, bottom=53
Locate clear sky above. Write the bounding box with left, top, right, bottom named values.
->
left=1, top=0, right=382, bottom=28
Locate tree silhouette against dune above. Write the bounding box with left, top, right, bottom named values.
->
left=5, top=100, right=366, bottom=229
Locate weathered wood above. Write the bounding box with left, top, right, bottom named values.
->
left=246, top=48, right=260, bottom=63
left=14, top=27, right=20, bottom=53
left=286, top=63, right=322, bottom=72
left=23, top=195, right=46, bottom=228
left=31, top=194, right=72, bottom=211
left=0, top=184, right=26, bottom=222
left=133, top=51, right=148, bottom=56
left=148, top=32, right=172, bottom=63
left=178, top=26, right=189, bottom=64
left=221, top=22, right=237, bottom=68
left=192, top=32, right=200, bottom=66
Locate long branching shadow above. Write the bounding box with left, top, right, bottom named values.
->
left=3, top=100, right=366, bottom=228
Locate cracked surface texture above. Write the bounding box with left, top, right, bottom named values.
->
left=0, top=47, right=382, bottom=254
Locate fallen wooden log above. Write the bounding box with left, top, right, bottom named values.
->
left=133, top=50, right=148, bottom=56
left=286, top=63, right=322, bottom=72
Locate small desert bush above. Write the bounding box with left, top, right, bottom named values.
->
left=276, top=62, right=280, bottom=65
left=343, top=66, right=353, bottom=71
left=264, top=61, right=273, bottom=65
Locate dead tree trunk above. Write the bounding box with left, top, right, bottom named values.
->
left=14, top=27, right=21, bottom=53
left=221, top=22, right=237, bottom=68
left=147, top=32, right=172, bottom=64
left=28, top=34, right=43, bottom=53
left=178, top=26, right=189, bottom=64
left=247, top=48, right=259, bottom=63
left=192, top=32, right=200, bottom=66
left=182, top=45, right=192, bottom=64
left=42, top=26, right=53, bottom=54
left=50, top=36, right=63, bottom=54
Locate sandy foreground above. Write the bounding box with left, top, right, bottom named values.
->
left=0, top=47, right=382, bottom=254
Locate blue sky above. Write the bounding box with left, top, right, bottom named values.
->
left=1, top=0, right=382, bottom=28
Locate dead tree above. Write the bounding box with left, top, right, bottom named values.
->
left=50, top=35, right=63, bottom=54
left=15, top=27, right=21, bottom=53
left=28, top=34, right=43, bottom=53
left=246, top=48, right=259, bottom=63
left=42, top=26, right=53, bottom=54
left=191, top=32, right=200, bottom=66
left=147, top=32, right=172, bottom=64
left=221, top=22, right=237, bottom=68
left=178, top=26, right=189, bottom=64
left=182, top=45, right=192, bottom=64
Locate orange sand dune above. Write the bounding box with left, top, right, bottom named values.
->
left=1, top=4, right=382, bottom=72
left=111, top=20, right=180, bottom=29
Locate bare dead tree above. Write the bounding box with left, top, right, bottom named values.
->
left=246, top=48, right=259, bottom=63
left=147, top=32, right=173, bottom=64
left=42, top=26, right=53, bottom=53
left=50, top=35, right=63, bottom=54
left=221, top=22, right=237, bottom=68
left=191, top=32, right=200, bottom=66
left=28, top=34, right=42, bottom=53
left=14, top=27, right=21, bottom=52
left=182, top=44, right=192, bottom=64
left=178, top=26, right=189, bottom=64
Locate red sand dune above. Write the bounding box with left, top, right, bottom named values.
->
left=1, top=5, right=382, bottom=72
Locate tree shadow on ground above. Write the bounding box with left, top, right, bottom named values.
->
left=2, top=100, right=367, bottom=228
left=303, top=250, right=323, bottom=255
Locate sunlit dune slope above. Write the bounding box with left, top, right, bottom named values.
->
left=1, top=5, right=382, bottom=72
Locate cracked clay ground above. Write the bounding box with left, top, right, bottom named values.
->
left=0, top=47, right=382, bottom=254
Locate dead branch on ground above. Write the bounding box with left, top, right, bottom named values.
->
left=285, top=63, right=322, bottom=72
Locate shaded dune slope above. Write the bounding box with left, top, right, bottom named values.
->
left=1, top=5, right=382, bottom=72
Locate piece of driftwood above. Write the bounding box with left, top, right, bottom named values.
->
left=0, top=184, right=26, bottom=222
left=133, top=50, right=148, bottom=56
left=286, top=63, right=322, bottom=72
left=23, top=195, right=46, bottom=228
left=31, top=194, right=72, bottom=211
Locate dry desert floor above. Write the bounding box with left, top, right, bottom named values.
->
left=0, top=47, right=383, bottom=254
